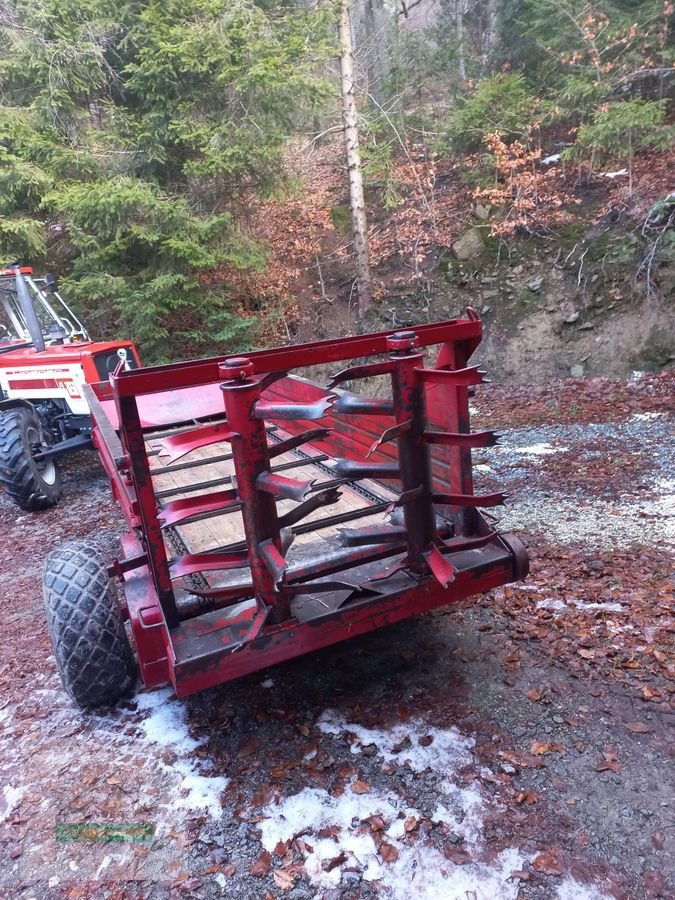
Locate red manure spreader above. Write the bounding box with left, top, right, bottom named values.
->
left=41, top=311, right=529, bottom=707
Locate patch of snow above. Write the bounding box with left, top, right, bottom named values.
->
left=166, top=760, right=227, bottom=820
left=0, top=784, right=24, bottom=823
left=631, top=412, right=664, bottom=421
left=135, top=690, right=200, bottom=753
left=474, top=463, right=494, bottom=473
left=599, top=169, right=628, bottom=178
left=214, top=872, right=228, bottom=890
left=570, top=599, right=623, bottom=612
left=258, top=785, right=525, bottom=898
left=536, top=598, right=568, bottom=611
left=557, top=878, right=613, bottom=899
left=537, top=598, right=623, bottom=613
left=318, top=710, right=474, bottom=773
left=261, top=678, right=274, bottom=689
left=541, top=153, right=561, bottom=164
left=133, top=689, right=228, bottom=819
left=511, top=443, right=564, bottom=456
left=48, top=877, right=59, bottom=888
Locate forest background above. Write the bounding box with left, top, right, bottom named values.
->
left=0, top=0, right=673, bottom=365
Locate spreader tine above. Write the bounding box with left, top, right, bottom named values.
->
left=439, top=533, right=495, bottom=553
left=189, top=581, right=255, bottom=603
left=154, top=422, right=237, bottom=463
left=277, top=488, right=342, bottom=528
left=334, top=394, right=394, bottom=416
left=254, top=396, right=335, bottom=421
left=415, top=365, right=487, bottom=387
left=333, top=459, right=400, bottom=480
left=158, top=488, right=240, bottom=528
left=432, top=491, right=505, bottom=508
left=424, top=429, right=499, bottom=448
left=327, top=360, right=396, bottom=389
left=256, top=471, right=316, bottom=501
left=259, top=539, right=288, bottom=587
left=367, top=420, right=412, bottom=457
left=423, top=544, right=456, bottom=588
left=255, top=370, right=288, bottom=393
left=284, top=579, right=360, bottom=595
left=269, top=428, right=333, bottom=458
left=337, top=524, right=408, bottom=547
left=368, top=559, right=411, bottom=583
left=171, top=550, right=250, bottom=577
left=392, top=485, right=425, bottom=506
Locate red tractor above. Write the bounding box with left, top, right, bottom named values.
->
left=0, top=266, right=140, bottom=510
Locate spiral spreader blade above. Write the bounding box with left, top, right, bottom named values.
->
left=171, top=550, right=250, bottom=578
left=334, top=394, right=395, bottom=416
left=336, top=524, right=408, bottom=547
left=268, top=428, right=333, bottom=458
left=284, top=579, right=360, bottom=595
left=155, top=421, right=237, bottom=463
left=433, top=491, right=506, bottom=508
left=277, top=488, right=342, bottom=528
left=332, top=459, right=400, bottom=480
left=423, top=544, right=456, bottom=588
left=254, top=370, right=289, bottom=393
left=158, top=488, right=240, bottom=528
left=254, top=397, right=335, bottom=421
left=367, top=420, right=412, bottom=457
left=259, top=539, right=288, bottom=588
left=256, top=472, right=316, bottom=501
left=414, top=365, right=487, bottom=387
left=424, top=429, right=499, bottom=448
left=327, top=360, right=396, bottom=389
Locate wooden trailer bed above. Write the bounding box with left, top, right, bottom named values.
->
left=144, top=419, right=399, bottom=605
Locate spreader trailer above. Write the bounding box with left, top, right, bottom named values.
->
left=43, top=311, right=529, bottom=707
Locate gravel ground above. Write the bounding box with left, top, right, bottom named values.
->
left=0, top=376, right=673, bottom=900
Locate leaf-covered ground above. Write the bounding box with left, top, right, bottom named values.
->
left=0, top=373, right=673, bottom=899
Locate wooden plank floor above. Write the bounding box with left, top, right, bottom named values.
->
left=145, top=425, right=398, bottom=589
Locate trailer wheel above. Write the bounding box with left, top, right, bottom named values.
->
left=43, top=541, right=137, bottom=709
left=0, top=407, right=63, bottom=510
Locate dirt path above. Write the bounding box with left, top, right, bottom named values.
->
left=1, top=373, right=673, bottom=900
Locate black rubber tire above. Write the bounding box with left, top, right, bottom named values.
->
left=43, top=541, right=137, bottom=708
left=0, top=407, right=63, bottom=511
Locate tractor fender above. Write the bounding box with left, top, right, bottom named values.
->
left=0, top=397, right=35, bottom=414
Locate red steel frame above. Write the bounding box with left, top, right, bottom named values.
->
left=87, top=312, right=529, bottom=697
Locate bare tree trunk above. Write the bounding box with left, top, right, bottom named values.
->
left=482, top=0, right=498, bottom=73
left=456, top=0, right=466, bottom=82
left=339, top=0, right=372, bottom=315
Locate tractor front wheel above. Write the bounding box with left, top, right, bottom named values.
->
left=0, top=406, right=63, bottom=510
left=43, top=541, right=137, bottom=708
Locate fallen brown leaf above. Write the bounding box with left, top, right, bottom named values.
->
left=250, top=851, right=272, bottom=877
left=642, top=686, right=662, bottom=701
left=625, top=722, right=652, bottom=734
left=380, top=842, right=399, bottom=863
left=273, top=869, right=296, bottom=891
left=238, top=737, right=261, bottom=758
left=596, top=747, right=620, bottom=773
left=351, top=779, right=371, bottom=794
left=533, top=852, right=562, bottom=876
left=516, top=790, right=538, bottom=805
left=531, top=741, right=551, bottom=756
left=527, top=688, right=542, bottom=702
